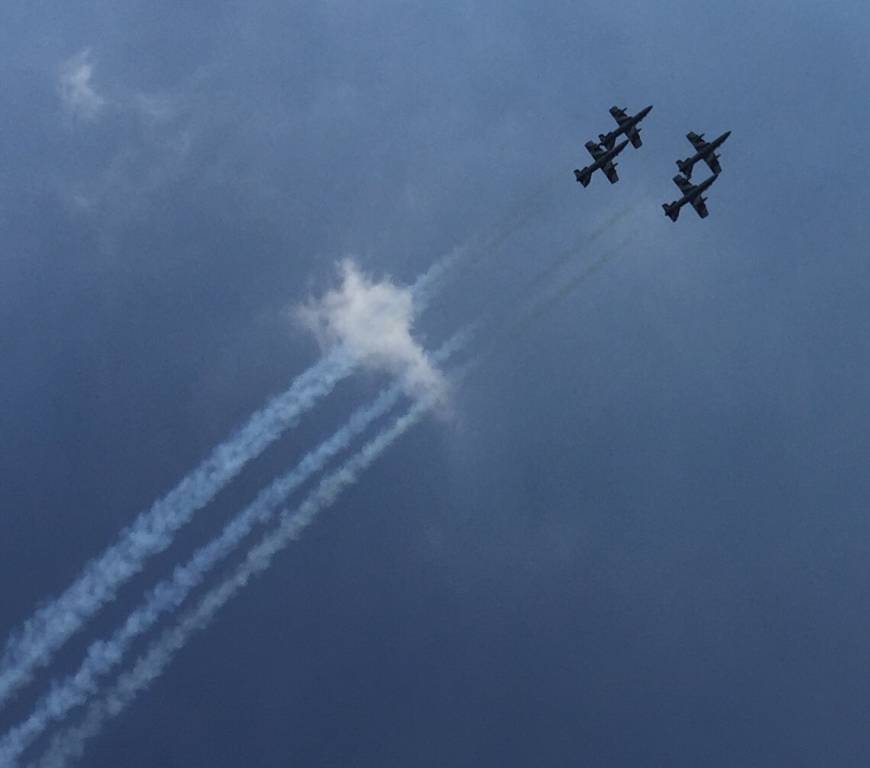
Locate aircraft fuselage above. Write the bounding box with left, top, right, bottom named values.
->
left=600, top=105, right=653, bottom=148
left=686, top=130, right=731, bottom=164
left=666, top=173, right=717, bottom=216
left=592, top=139, right=628, bottom=169
left=574, top=138, right=630, bottom=186
left=677, top=130, right=731, bottom=177
left=678, top=173, right=716, bottom=206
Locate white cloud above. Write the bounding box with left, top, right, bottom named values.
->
left=133, top=92, right=178, bottom=125
left=296, top=259, right=447, bottom=402
left=59, top=49, right=106, bottom=121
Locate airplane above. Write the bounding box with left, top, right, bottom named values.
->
left=676, top=130, right=731, bottom=178
left=662, top=173, right=718, bottom=221
left=598, top=105, right=653, bottom=149
left=574, top=138, right=630, bottom=187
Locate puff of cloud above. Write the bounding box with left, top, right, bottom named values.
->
left=297, top=259, right=446, bottom=402
left=59, top=49, right=105, bottom=121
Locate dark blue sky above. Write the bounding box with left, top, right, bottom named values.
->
left=2, top=2, right=870, bottom=766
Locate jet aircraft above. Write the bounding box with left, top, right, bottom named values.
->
left=662, top=173, right=718, bottom=221
left=676, top=130, right=731, bottom=178
left=598, top=105, right=653, bottom=149
left=574, top=138, right=630, bottom=187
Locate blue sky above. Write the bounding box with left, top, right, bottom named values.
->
left=2, top=2, right=870, bottom=766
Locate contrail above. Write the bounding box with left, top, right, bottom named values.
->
left=0, top=176, right=550, bottom=712
left=24, top=226, right=635, bottom=768
left=427, top=175, right=563, bottom=300
left=0, top=350, right=351, bottom=710
left=0, top=252, right=455, bottom=711
left=0, top=332, right=468, bottom=766
left=520, top=203, right=636, bottom=300
left=17, top=189, right=633, bottom=766
left=30, top=365, right=470, bottom=768
left=498, top=231, right=637, bottom=350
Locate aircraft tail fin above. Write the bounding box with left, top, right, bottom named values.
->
left=573, top=168, right=591, bottom=187
left=662, top=203, right=679, bottom=222
left=676, top=159, right=692, bottom=178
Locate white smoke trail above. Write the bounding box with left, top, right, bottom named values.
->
left=0, top=351, right=351, bottom=710
left=31, top=366, right=469, bottom=768
left=0, top=253, right=457, bottom=712
left=23, top=204, right=637, bottom=768
left=0, top=333, right=467, bottom=766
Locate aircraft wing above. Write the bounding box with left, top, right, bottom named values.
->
left=609, top=106, right=629, bottom=125
left=687, top=131, right=709, bottom=151
left=626, top=126, right=642, bottom=148
left=585, top=140, right=604, bottom=160
left=603, top=161, right=619, bottom=184
left=691, top=196, right=709, bottom=218
left=705, top=154, right=722, bottom=174
left=672, top=174, right=693, bottom=194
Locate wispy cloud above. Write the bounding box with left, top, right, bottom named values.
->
left=297, top=259, right=447, bottom=402
left=59, top=49, right=105, bottom=121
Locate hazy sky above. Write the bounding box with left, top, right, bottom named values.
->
left=2, top=2, right=870, bottom=766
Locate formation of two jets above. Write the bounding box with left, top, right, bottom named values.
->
left=573, top=105, right=731, bottom=221
left=663, top=130, right=731, bottom=220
